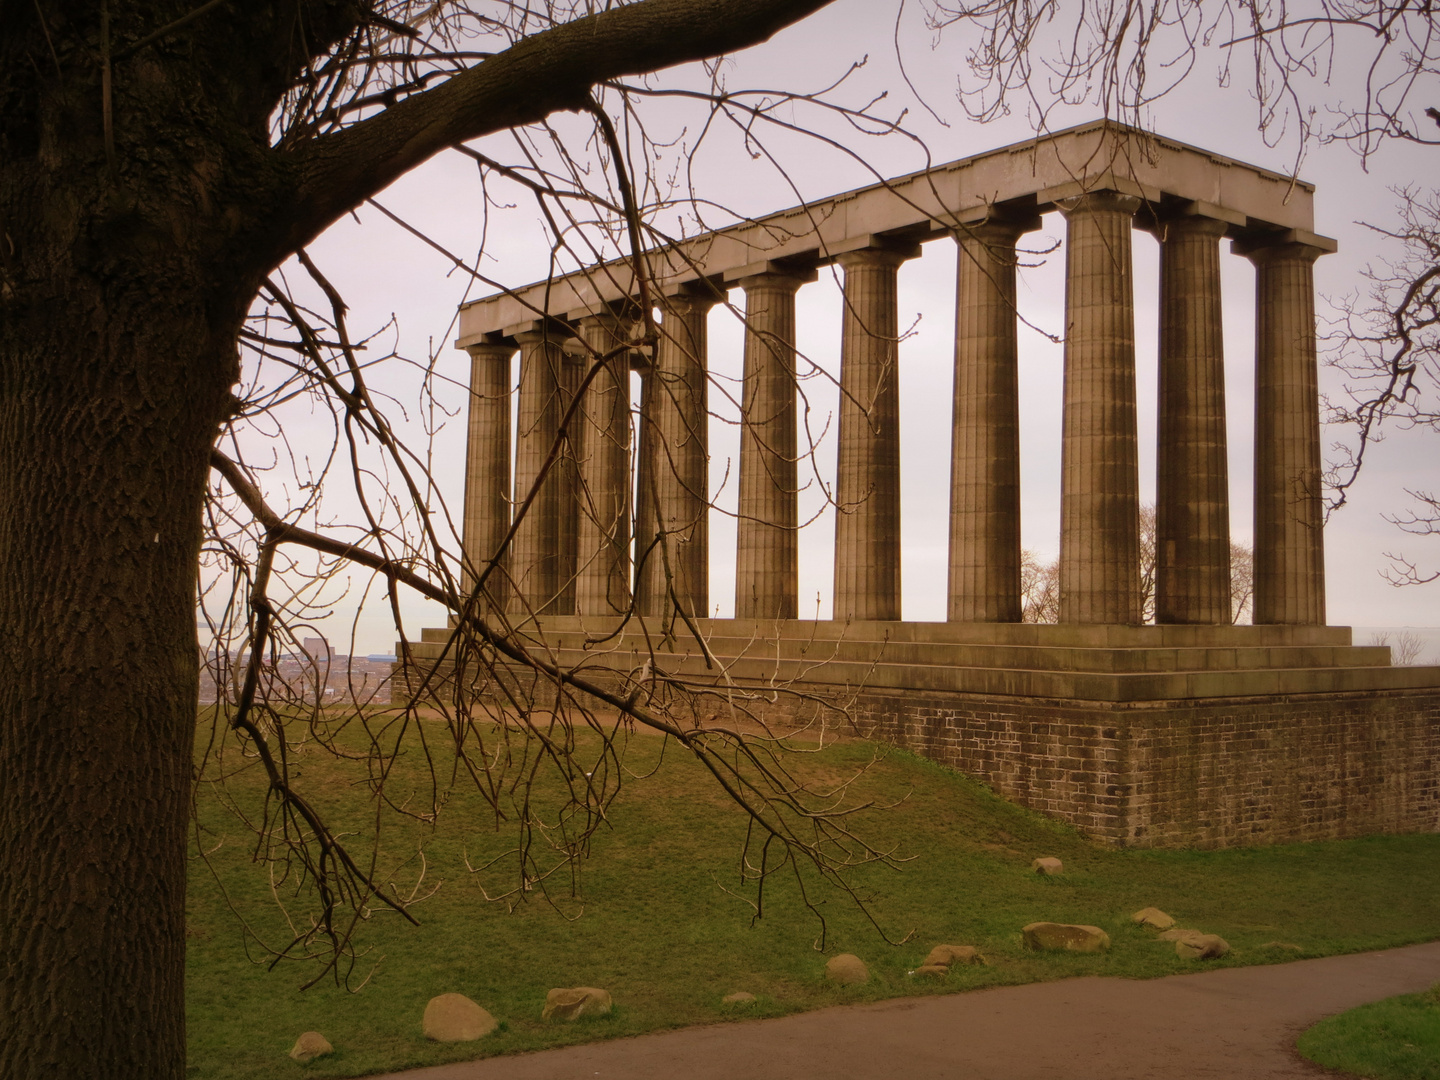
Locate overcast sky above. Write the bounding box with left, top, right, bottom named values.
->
left=254, top=0, right=1439, bottom=655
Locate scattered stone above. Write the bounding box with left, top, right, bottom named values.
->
left=423, top=993, right=498, bottom=1042
left=1261, top=941, right=1304, bottom=953
left=825, top=953, right=870, bottom=985
left=1131, top=907, right=1176, bottom=930
left=721, top=991, right=757, bottom=1004
left=1021, top=922, right=1110, bottom=953
left=1175, top=933, right=1231, bottom=960
left=922, top=944, right=983, bottom=968
left=1031, top=857, right=1064, bottom=875
left=542, top=987, right=613, bottom=1022
left=912, top=964, right=951, bottom=979
left=1157, top=928, right=1207, bottom=943
left=288, top=1032, right=333, bottom=1062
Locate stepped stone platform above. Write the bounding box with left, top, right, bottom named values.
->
left=400, top=618, right=1440, bottom=850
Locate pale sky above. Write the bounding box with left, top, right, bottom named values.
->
left=246, top=0, right=1439, bottom=655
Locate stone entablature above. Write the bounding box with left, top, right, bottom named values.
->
left=456, top=121, right=1326, bottom=343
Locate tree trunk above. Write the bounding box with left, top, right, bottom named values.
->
left=0, top=285, right=234, bottom=1078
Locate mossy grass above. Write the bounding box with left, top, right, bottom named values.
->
left=1299, top=985, right=1440, bottom=1079
left=187, top=716, right=1440, bottom=1079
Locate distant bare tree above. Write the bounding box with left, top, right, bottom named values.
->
left=1230, top=543, right=1255, bottom=625
left=1020, top=550, right=1061, bottom=624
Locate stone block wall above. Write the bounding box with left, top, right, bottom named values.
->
left=850, top=687, right=1440, bottom=848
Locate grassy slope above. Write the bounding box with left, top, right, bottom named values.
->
left=186, top=723, right=1440, bottom=1079
left=1299, top=986, right=1440, bottom=1080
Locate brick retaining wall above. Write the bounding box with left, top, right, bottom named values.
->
left=849, top=687, right=1440, bottom=848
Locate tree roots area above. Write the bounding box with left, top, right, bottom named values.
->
left=186, top=715, right=1440, bottom=1079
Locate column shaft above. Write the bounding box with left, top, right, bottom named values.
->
left=574, top=315, right=633, bottom=617
left=949, top=220, right=1033, bottom=622
left=736, top=273, right=804, bottom=619
left=1154, top=215, right=1233, bottom=623
left=510, top=330, right=577, bottom=616
left=1058, top=192, right=1143, bottom=624
left=460, top=344, right=515, bottom=612
left=1245, top=240, right=1327, bottom=624
left=639, top=294, right=713, bottom=619
left=834, top=249, right=905, bottom=621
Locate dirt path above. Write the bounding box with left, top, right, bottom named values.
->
left=378, top=941, right=1440, bottom=1080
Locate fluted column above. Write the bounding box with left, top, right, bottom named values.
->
left=1154, top=214, right=1232, bottom=624
left=510, top=329, right=577, bottom=616
left=834, top=248, right=907, bottom=621
left=460, top=342, right=516, bottom=612
left=1058, top=191, right=1143, bottom=624
left=1240, top=236, right=1329, bottom=625
left=948, top=218, right=1037, bottom=622
left=574, top=314, right=633, bottom=618
left=639, top=292, right=713, bottom=619
left=736, top=272, right=805, bottom=620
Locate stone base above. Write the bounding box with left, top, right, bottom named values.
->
left=850, top=684, right=1440, bottom=849
left=398, top=618, right=1440, bottom=849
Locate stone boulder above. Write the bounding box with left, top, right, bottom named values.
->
left=1021, top=922, right=1110, bottom=953
left=1131, top=907, right=1175, bottom=930
left=288, top=1032, right=333, bottom=1062
left=1175, top=933, right=1230, bottom=960
left=1261, top=941, right=1304, bottom=953
left=912, top=964, right=950, bottom=979
left=922, top=944, right=982, bottom=969
left=1157, top=927, right=1205, bottom=943
left=721, top=991, right=757, bottom=1004
left=423, top=994, right=498, bottom=1042
left=825, top=953, right=869, bottom=985
left=542, top=987, right=613, bottom=1022
left=1031, top=857, right=1064, bottom=875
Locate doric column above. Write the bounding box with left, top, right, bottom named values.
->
left=834, top=247, right=908, bottom=622
left=1058, top=191, right=1143, bottom=624
left=1239, top=234, right=1331, bottom=625
left=460, top=342, right=516, bottom=612
left=639, top=291, right=714, bottom=619
left=1154, top=213, right=1232, bottom=624
left=573, top=313, right=633, bottom=618
left=510, top=328, right=577, bottom=616
left=948, top=217, right=1038, bottom=622
left=736, top=271, right=806, bottom=620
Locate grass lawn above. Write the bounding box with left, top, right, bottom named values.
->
left=187, top=714, right=1440, bottom=1079
left=1299, top=986, right=1440, bottom=1079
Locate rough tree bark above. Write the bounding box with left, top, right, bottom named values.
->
left=0, top=2, right=836, bottom=1077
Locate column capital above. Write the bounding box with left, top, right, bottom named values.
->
left=463, top=340, right=517, bottom=360
left=1142, top=212, right=1232, bottom=243
left=1232, top=228, right=1338, bottom=263
left=736, top=268, right=813, bottom=292
left=659, top=287, right=720, bottom=315
left=835, top=245, right=913, bottom=271
left=954, top=213, right=1044, bottom=245
left=512, top=327, right=575, bottom=347
left=1056, top=190, right=1144, bottom=218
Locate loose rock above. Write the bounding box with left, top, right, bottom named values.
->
left=1021, top=922, right=1110, bottom=953
left=423, top=994, right=498, bottom=1042
left=1131, top=907, right=1176, bottom=930
left=1157, top=928, right=1207, bottom=943
left=721, top=991, right=757, bottom=1004
left=922, top=944, right=983, bottom=968
left=1031, top=857, right=1064, bottom=875
left=1261, top=941, right=1304, bottom=953
left=288, top=1032, right=333, bottom=1062
left=1175, top=934, right=1230, bottom=960
left=825, top=953, right=870, bottom=985
left=542, top=987, right=613, bottom=1022
left=912, top=964, right=950, bottom=979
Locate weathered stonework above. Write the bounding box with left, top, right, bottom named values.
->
left=849, top=685, right=1440, bottom=848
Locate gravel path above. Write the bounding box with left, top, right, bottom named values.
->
left=378, top=940, right=1440, bottom=1080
